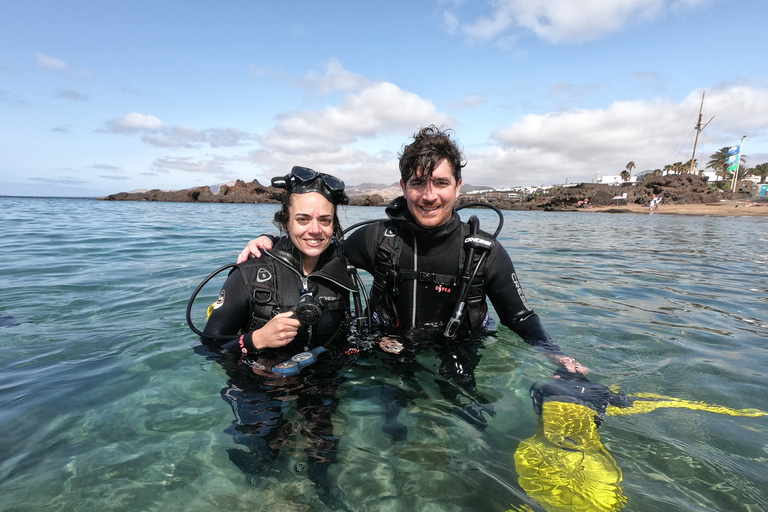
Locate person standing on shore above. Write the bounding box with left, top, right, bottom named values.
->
left=649, top=194, right=662, bottom=212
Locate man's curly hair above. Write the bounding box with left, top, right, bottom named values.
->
left=398, top=125, right=466, bottom=184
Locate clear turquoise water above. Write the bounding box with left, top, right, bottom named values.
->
left=1, top=196, right=766, bottom=512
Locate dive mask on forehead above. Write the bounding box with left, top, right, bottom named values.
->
left=271, top=166, right=349, bottom=205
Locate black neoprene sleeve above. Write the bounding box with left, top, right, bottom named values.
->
left=202, top=268, right=258, bottom=354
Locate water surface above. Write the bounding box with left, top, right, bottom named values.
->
left=1, top=197, right=766, bottom=511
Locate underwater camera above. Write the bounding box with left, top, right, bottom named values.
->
left=294, top=287, right=324, bottom=325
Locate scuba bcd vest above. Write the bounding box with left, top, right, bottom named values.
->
left=236, top=258, right=349, bottom=333
left=235, top=243, right=355, bottom=337
left=186, top=238, right=359, bottom=344
left=367, top=216, right=495, bottom=338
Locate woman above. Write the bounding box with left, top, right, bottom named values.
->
left=203, top=165, right=355, bottom=358
left=200, top=166, right=354, bottom=509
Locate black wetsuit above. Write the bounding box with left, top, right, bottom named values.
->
left=204, top=237, right=356, bottom=359
left=339, top=198, right=566, bottom=432
left=343, top=197, right=557, bottom=351
left=199, top=237, right=355, bottom=507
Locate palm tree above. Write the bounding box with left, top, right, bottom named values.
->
left=620, top=170, right=631, bottom=182
left=748, top=162, right=768, bottom=184
left=735, top=157, right=748, bottom=183
left=625, top=161, right=635, bottom=178
left=707, top=147, right=731, bottom=178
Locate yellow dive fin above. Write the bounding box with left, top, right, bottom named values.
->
left=514, top=401, right=627, bottom=512
left=513, top=382, right=767, bottom=512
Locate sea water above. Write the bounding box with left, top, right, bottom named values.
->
left=0, top=196, right=767, bottom=512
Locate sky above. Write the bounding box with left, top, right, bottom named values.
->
left=2, top=0, right=768, bottom=197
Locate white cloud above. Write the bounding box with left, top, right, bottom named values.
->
left=91, top=164, right=122, bottom=171
left=56, top=89, right=89, bottom=101
left=152, top=157, right=228, bottom=174
left=104, top=112, right=164, bottom=133
left=461, top=83, right=768, bottom=186
left=448, top=94, right=487, bottom=110
left=459, top=0, right=710, bottom=44
left=303, top=59, right=371, bottom=96
left=242, top=70, right=455, bottom=185
left=443, top=11, right=459, bottom=34
left=141, top=125, right=204, bottom=148
left=36, top=54, right=70, bottom=72
left=101, top=114, right=254, bottom=148
left=205, top=128, right=256, bottom=148
left=261, top=81, right=453, bottom=154
left=35, top=53, right=92, bottom=79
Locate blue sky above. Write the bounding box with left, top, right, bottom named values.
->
left=2, top=0, right=768, bottom=197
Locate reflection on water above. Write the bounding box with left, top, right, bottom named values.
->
left=0, top=197, right=767, bottom=511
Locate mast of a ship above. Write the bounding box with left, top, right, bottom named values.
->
left=689, top=91, right=714, bottom=174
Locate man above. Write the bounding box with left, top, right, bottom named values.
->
left=239, top=125, right=587, bottom=376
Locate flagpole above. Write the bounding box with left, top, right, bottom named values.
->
left=731, top=135, right=748, bottom=194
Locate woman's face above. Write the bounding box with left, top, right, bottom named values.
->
left=286, top=191, right=335, bottom=262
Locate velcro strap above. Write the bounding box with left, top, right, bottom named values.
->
left=400, top=270, right=456, bottom=286
left=322, top=300, right=346, bottom=311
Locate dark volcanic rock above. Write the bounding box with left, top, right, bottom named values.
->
left=101, top=174, right=726, bottom=210
left=529, top=174, right=722, bottom=210
left=348, top=194, right=386, bottom=206
left=101, top=180, right=283, bottom=204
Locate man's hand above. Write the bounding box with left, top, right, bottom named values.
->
left=237, top=236, right=275, bottom=263
left=251, top=311, right=301, bottom=349
left=379, top=337, right=404, bottom=354
left=551, top=354, right=590, bottom=376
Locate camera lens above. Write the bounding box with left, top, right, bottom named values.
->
left=295, top=302, right=323, bottom=325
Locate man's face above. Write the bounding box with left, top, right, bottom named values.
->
left=400, top=159, right=462, bottom=229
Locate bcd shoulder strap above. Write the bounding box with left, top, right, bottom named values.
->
left=460, top=225, right=494, bottom=334
left=369, top=221, right=402, bottom=326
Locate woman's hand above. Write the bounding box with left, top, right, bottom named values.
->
left=237, top=236, right=275, bottom=263
left=251, top=311, right=301, bottom=349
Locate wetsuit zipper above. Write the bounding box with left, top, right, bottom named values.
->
left=411, top=234, right=417, bottom=327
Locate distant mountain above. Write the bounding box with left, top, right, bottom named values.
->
left=461, top=184, right=494, bottom=192
left=346, top=183, right=401, bottom=199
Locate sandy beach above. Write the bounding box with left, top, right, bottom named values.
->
left=581, top=199, right=768, bottom=217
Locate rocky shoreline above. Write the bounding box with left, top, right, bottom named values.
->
left=100, top=174, right=766, bottom=215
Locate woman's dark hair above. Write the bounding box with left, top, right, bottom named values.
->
left=273, top=190, right=343, bottom=239
left=399, top=125, right=466, bottom=184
